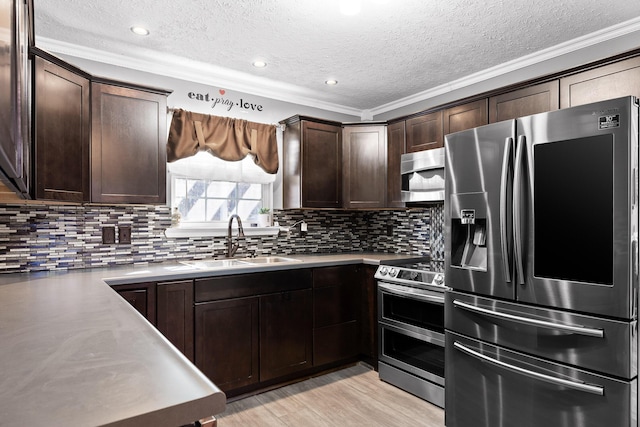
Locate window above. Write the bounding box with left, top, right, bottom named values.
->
left=168, top=151, right=274, bottom=227
left=172, top=178, right=269, bottom=223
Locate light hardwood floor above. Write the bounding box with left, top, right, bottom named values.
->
left=217, top=364, right=445, bottom=427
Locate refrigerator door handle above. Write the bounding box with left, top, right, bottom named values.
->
left=453, top=341, right=605, bottom=395
left=500, top=137, right=513, bottom=283
left=513, top=135, right=526, bottom=285
left=453, top=299, right=605, bottom=338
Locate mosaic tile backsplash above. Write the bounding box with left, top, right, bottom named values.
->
left=0, top=203, right=445, bottom=273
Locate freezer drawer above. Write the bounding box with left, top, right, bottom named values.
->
left=445, top=332, right=637, bottom=427
left=445, top=291, right=637, bottom=379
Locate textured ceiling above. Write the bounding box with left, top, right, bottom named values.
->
left=34, top=0, right=640, bottom=114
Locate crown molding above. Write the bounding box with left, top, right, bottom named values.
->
left=36, top=37, right=363, bottom=118
left=369, top=16, right=640, bottom=117
left=38, top=16, right=640, bottom=121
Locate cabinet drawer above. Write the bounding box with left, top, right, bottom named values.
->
left=446, top=332, right=636, bottom=427
left=312, top=265, right=358, bottom=288
left=195, top=269, right=312, bottom=302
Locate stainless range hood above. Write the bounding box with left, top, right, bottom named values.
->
left=401, top=148, right=445, bottom=203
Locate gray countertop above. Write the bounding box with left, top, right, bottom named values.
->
left=0, top=252, right=423, bottom=426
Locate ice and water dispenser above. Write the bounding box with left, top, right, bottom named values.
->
left=449, top=193, right=488, bottom=271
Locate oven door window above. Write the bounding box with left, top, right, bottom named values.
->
left=382, top=292, right=444, bottom=333
left=382, top=328, right=445, bottom=378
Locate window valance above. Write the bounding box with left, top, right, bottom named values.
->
left=167, top=109, right=279, bottom=174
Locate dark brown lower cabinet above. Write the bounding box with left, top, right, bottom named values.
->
left=312, top=265, right=361, bottom=366
left=113, top=264, right=378, bottom=397
left=193, top=269, right=313, bottom=395
left=195, top=297, right=260, bottom=391
left=259, top=289, right=312, bottom=381
left=157, top=280, right=194, bottom=362
left=113, top=282, right=156, bottom=325
left=360, top=265, right=378, bottom=365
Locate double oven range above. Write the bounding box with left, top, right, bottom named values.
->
left=374, top=261, right=447, bottom=408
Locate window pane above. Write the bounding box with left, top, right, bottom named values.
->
left=207, top=181, right=235, bottom=198
left=174, top=178, right=187, bottom=198
left=242, top=183, right=262, bottom=200
left=187, top=180, right=207, bottom=200
left=207, top=199, right=227, bottom=221
left=186, top=197, right=207, bottom=221
left=238, top=200, right=261, bottom=219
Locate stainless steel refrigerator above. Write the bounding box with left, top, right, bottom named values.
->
left=444, top=96, right=638, bottom=427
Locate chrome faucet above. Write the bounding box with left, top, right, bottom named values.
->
left=226, top=214, right=245, bottom=258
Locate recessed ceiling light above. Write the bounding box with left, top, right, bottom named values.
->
left=130, top=26, right=150, bottom=36
left=325, top=79, right=338, bottom=86
left=252, top=60, right=267, bottom=68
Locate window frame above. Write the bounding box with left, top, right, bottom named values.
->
left=165, top=173, right=277, bottom=238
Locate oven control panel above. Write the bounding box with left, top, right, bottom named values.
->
left=375, top=264, right=446, bottom=289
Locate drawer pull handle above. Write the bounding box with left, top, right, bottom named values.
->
left=453, top=341, right=604, bottom=395
left=453, top=300, right=604, bottom=338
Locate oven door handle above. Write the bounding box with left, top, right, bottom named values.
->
left=378, top=283, right=445, bottom=305
left=453, top=342, right=604, bottom=395
left=453, top=300, right=604, bottom=338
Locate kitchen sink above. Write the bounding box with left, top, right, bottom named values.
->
left=240, top=256, right=302, bottom=264
left=179, top=259, right=253, bottom=269
left=179, top=256, right=301, bottom=269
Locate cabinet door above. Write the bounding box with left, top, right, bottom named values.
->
left=91, top=83, right=167, bottom=204
left=386, top=121, right=405, bottom=208
left=260, top=289, right=312, bottom=381
left=113, top=282, right=156, bottom=325
left=405, top=111, right=443, bottom=152
left=157, top=280, right=194, bottom=362
left=312, top=265, right=360, bottom=366
left=560, top=56, right=640, bottom=108
left=443, top=99, right=488, bottom=136
left=489, top=81, right=559, bottom=123
left=301, top=121, right=342, bottom=208
left=313, top=265, right=360, bottom=327
left=359, top=265, right=378, bottom=365
left=342, top=125, right=386, bottom=209
left=195, top=297, right=259, bottom=391
left=33, top=56, right=90, bottom=201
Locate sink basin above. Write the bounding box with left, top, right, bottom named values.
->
left=180, top=259, right=252, bottom=269
left=242, top=256, right=302, bottom=264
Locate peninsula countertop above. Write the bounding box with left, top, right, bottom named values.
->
left=0, top=252, right=425, bottom=426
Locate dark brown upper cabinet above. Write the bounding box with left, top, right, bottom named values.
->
left=342, top=125, right=387, bottom=209
left=91, top=82, right=169, bottom=204
left=405, top=110, right=443, bottom=152
left=560, top=56, right=640, bottom=108
left=443, top=99, right=488, bottom=136
left=282, top=116, right=343, bottom=209
left=33, top=54, right=90, bottom=201
left=489, top=81, right=560, bottom=123
left=386, top=121, right=405, bottom=208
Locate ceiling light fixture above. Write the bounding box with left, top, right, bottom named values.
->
left=325, top=79, right=338, bottom=86
left=252, top=60, right=267, bottom=68
left=130, top=26, right=150, bottom=36
left=339, top=0, right=361, bottom=16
